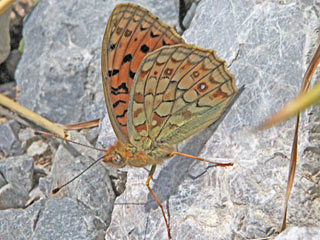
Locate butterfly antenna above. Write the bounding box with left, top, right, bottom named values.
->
left=51, top=154, right=105, bottom=194
left=34, top=131, right=108, bottom=194
left=34, top=131, right=106, bottom=152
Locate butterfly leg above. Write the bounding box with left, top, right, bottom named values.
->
left=170, top=152, right=233, bottom=166
left=146, top=164, right=172, bottom=239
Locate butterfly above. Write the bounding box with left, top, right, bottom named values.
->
left=100, top=3, right=243, bottom=239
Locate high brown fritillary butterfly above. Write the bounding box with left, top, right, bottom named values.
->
left=101, top=3, right=243, bottom=239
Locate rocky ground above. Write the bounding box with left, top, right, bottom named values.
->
left=0, top=0, right=320, bottom=240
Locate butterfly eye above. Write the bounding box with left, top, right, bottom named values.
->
left=112, top=153, right=126, bottom=168
left=102, top=152, right=126, bottom=168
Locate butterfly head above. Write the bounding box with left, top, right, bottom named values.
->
left=102, top=141, right=127, bottom=168
left=102, top=152, right=126, bottom=168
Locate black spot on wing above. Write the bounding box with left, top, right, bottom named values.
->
left=111, top=82, right=129, bottom=95
left=116, top=109, right=128, bottom=119
left=129, top=70, right=136, bottom=79
left=140, top=25, right=148, bottom=31
left=122, top=54, right=133, bottom=64
left=140, top=44, right=150, bottom=53
left=113, top=100, right=126, bottom=108
left=108, top=69, right=119, bottom=77
left=150, top=31, right=160, bottom=38
left=110, top=43, right=116, bottom=50
left=162, top=39, right=168, bottom=46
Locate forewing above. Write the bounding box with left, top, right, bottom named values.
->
left=101, top=3, right=184, bottom=144
left=128, top=44, right=241, bottom=148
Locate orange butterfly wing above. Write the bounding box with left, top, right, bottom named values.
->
left=101, top=3, right=184, bottom=144
left=127, top=44, right=242, bottom=149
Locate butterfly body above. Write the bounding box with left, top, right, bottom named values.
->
left=103, top=140, right=174, bottom=168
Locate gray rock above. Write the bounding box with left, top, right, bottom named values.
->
left=0, top=155, right=34, bottom=209
left=275, top=226, right=320, bottom=240
left=0, top=120, right=23, bottom=156
left=84, top=127, right=100, bottom=144
left=0, top=7, right=11, bottom=64
left=27, top=140, right=49, bottom=157
left=19, top=127, right=38, bottom=150
left=39, top=137, right=116, bottom=227
left=0, top=81, right=16, bottom=98
left=0, top=174, right=5, bottom=188
left=5, top=49, right=22, bottom=78
left=0, top=207, right=32, bottom=240
left=173, top=0, right=199, bottom=32
left=0, top=155, right=34, bottom=191
left=18, top=127, right=35, bottom=142
left=0, top=183, right=29, bottom=209
left=0, top=198, right=106, bottom=240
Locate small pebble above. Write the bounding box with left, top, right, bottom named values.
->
left=18, top=128, right=34, bottom=142
left=27, top=140, right=49, bottom=157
